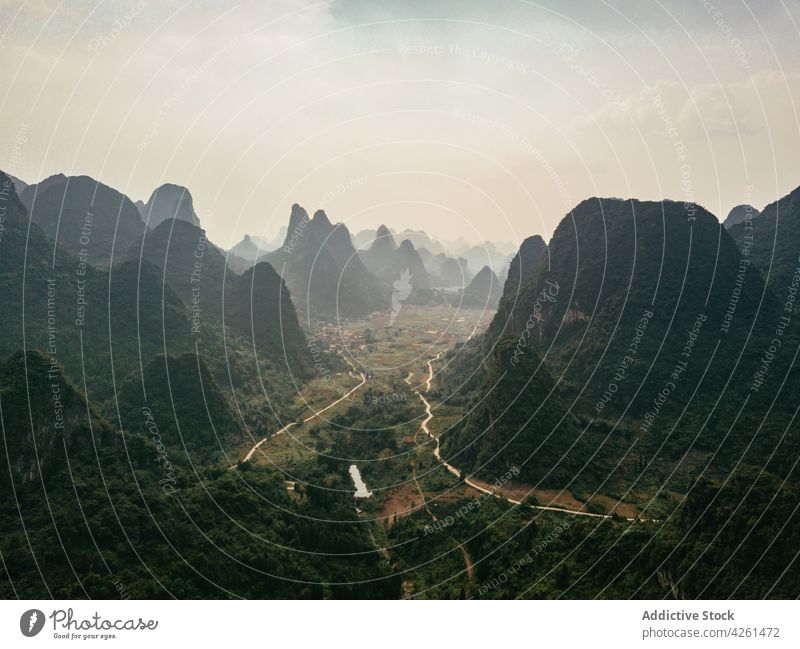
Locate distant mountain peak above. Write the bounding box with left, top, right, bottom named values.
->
left=461, top=265, right=501, bottom=308
left=312, top=209, right=331, bottom=227
left=267, top=205, right=385, bottom=318
left=433, top=255, right=472, bottom=288
left=723, top=204, right=760, bottom=229
left=370, top=225, right=396, bottom=253
left=228, top=233, right=266, bottom=265
left=473, top=264, right=496, bottom=281
left=398, top=238, right=416, bottom=252
left=142, top=183, right=200, bottom=229
left=286, top=203, right=309, bottom=236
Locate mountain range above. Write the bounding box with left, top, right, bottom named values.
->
left=5, top=164, right=800, bottom=599
left=265, top=205, right=387, bottom=320
left=443, top=192, right=800, bottom=490
left=20, top=174, right=146, bottom=267
left=359, top=225, right=431, bottom=298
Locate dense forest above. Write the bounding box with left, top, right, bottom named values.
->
left=2, top=168, right=800, bottom=599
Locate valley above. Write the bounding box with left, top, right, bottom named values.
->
left=2, top=172, right=799, bottom=601
left=3, top=3, right=800, bottom=632
left=235, top=304, right=661, bottom=597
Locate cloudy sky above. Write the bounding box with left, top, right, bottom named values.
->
left=1, top=0, right=799, bottom=247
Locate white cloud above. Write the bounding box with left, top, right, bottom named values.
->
left=579, top=70, right=800, bottom=140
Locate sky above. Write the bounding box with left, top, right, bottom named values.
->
left=1, top=0, right=799, bottom=249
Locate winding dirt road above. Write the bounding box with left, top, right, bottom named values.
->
left=415, top=352, right=642, bottom=521
left=238, top=333, right=643, bottom=524
left=236, top=367, right=366, bottom=467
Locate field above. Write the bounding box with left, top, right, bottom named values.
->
left=238, top=302, right=648, bottom=529
left=225, top=305, right=679, bottom=598
left=236, top=306, right=486, bottom=510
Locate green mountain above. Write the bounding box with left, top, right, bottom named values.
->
left=0, top=174, right=390, bottom=596
left=116, top=353, right=242, bottom=460
left=266, top=205, right=385, bottom=320
left=0, top=349, right=397, bottom=599
left=439, top=335, right=594, bottom=487
left=19, top=172, right=65, bottom=200
left=458, top=196, right=800, bottom=488
left=723, top=204, right=759, bottom=229
left=123, top=217, right=311, bottom=377
left=728, top=185, right=800, bottom=296
left=5, top=158, right=800, bottom=600
left=224, top=261, right=313, bottom=376
left=0, top=350, right=115, bottom=485
left=0, top=171, right=190, bottom=400
left=125, top=217, right=229, bottom=322
left=20, top=174, right=145, bottom=266
left=489, top=198, right=775, bottom=406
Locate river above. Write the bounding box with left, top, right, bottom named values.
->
left=349, top=464, right=372, bottom=498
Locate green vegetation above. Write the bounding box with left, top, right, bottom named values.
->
left=729, top=185, right=800, bottom=297
left=21, top=174, right=145, bottom=267
left=3, top=167, right=800, bottom=599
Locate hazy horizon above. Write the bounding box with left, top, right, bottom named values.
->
left=3, top=0, right=800, bottom=617
left=2, top=0, right=799, bottom=246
